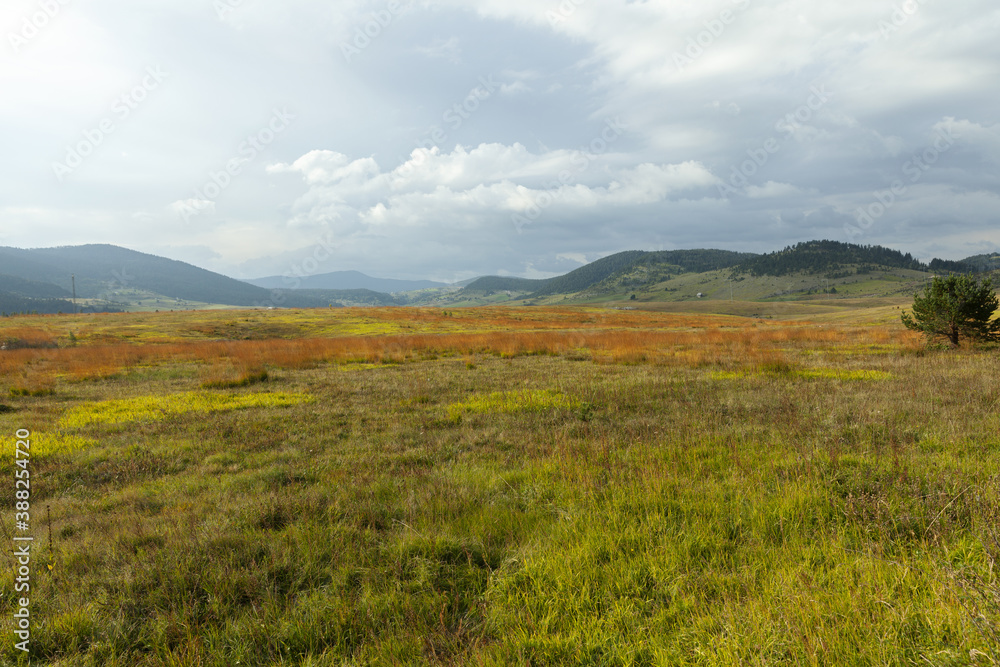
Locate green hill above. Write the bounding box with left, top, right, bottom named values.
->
left=0, top=245, right=412, bottom=312
left=0, top=291, right=77, bottom=315
left=960, top=253, right=1000, bottom=272
left=730, top=240, right=977, bottom=278
left=731, top=241, right=928, bottom=277
left=0, top=245, right=272, bottom=307
left=455, top=249, right=754, bottom=304
left=1, top=242, right=984, bottom=312
left=530, top=251, right=649, bottom=297
left=0, top=274, right=72, bottom=299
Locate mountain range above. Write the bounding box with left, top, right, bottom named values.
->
left=0, top=242, right=995, bottom=315
left=246, top=271, right=447, bottom=293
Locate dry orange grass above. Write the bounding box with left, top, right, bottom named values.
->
left=0, top=326, right=58, bottom=346
left=0, top=308, right=924, bottom=395
left=0, top=322, right=920, bottom=390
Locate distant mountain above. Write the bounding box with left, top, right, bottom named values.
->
left=0, top=242, right=984, bottom=313
left=0, top=244, right=412, bottom=312
left=247, top=270, right=447, bottom=293
left=0, top=244, right=272, bottom=307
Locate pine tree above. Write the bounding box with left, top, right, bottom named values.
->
left=901, top=274, right=1000, bottom=346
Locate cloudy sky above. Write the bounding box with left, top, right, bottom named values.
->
left=2, top=0, right=998, bottom=282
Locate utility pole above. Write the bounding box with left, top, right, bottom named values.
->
left=71, top=275, right=77, bottom=314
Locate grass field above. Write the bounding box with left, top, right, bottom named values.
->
left=1, top=305, right=999, bottom=665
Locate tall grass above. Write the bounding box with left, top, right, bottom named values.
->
left=0, top=323, right=920, bottom=393
left=0, top=307, right=986, bottom=665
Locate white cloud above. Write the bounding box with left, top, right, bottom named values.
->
left=2, top=0, right=999, bottom=278
left=274, top=144, right=717, bottom=231
left=745, top=181, right=806, bottom=199
left=415, top=36, right=462, bottom=64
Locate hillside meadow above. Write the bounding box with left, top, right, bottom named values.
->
left=0, top=305, right=999, bottom=665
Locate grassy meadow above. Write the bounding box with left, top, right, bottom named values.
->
left=1, top=305, right=999, bottom=665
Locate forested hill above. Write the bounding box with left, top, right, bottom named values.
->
left=530, top=251, right=649, bottom=297
left=732, top=240, right=969, bottom=277
left=0, top=292, right=77, bottom=315
left=461, top=249, right=754, bottom=299
left=0, top=274, right=72, bottom=299
left=960, top=254, right=1000, bottom=272
left=0, top=245, right=271, bottom=306
left=629, top=249, right=757, bottom=274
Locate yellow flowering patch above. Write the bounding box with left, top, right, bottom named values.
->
left=2, top=433, right=98, bottom=458
left=60, top=391, right=314, bottom=429
left=446, top=389, right=580, bottom=421
left=337, top=363, right=401, bottom=372
left=711, top=368, right=891, bottom=381
left=795, top=368, right=892, bottom=381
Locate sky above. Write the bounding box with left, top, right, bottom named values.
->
left=1, top=0, right=999, bottom=282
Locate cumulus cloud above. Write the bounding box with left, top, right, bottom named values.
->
left=2, top=0, right=998, bottom=277
left=273, top=144, right=717, bottom=234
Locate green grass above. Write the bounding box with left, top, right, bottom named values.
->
left=710, top=367, right=893, bottom=381
left=0, top=314, right=998, bottom=665
left=445, top=389, right=581, bottom=422
left=58, top=390, right=314, bottom=428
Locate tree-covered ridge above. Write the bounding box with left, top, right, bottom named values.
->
left=530, top=251, right=648, bottom=297
left=591, top=249, right=756, bottom=293
left=0, top=290, right=76, bottom=315
left=960, top=254, right=1000, bottom=272
left=732, top=240, right=929, bottom=277
left=460, top=252, right=652, bottom=299
left=0, top=274, right=72, bottom=299
left=928, top=258, right=975, bottom=274
left=637, top=249, right=757, bottom=274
